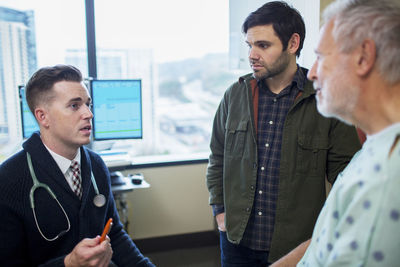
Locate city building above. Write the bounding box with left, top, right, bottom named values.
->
left=0, top=6, right=37, bottom=143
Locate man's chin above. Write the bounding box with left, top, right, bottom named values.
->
left=252, top=72, right=266, bottom=81
left=317, top=105, right=353, bottom=125
left=316, top=103, right=333, bottom=118
left=80, top=137, right=92, bottom=146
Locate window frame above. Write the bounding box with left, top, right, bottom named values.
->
left=85, top=0, right=211, bottom=168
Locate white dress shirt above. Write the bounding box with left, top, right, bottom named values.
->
left=43, top=144, right=81, bottom=193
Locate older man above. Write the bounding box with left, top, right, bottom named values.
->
left=272, top=0, right=400, bottom=266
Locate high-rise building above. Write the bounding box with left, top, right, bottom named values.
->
left=0, top=6, right=37, bottom=142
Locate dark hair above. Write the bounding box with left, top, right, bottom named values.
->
left=25, top=64, right=83, bottom=114
left=242, top=1, right=306, bottom=57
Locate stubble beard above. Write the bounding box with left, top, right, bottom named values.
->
left=252, top=51, right=291, bottom=81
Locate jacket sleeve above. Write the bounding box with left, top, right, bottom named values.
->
left=0, top=155, right=31, bottom=266
left=326, top=119, right=362, bottom=184
left=40, top=257, right=65, bottom=266
left=206, top=89, right=230, bottom=207
left=0, top=199, right=32, bottom=266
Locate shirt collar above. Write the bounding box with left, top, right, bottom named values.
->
left=43, top=144, right=81, bottom=175
left=366, top=122, right=400, bottom=141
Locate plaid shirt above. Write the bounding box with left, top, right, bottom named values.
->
left=241, top=67, right=305, bottom=251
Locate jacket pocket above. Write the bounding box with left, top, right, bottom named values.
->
left=296, top=134, right=329, bottom=176
left=225, top=120, right=248, bottom=158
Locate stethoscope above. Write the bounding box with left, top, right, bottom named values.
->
left=26, top=152, right=106, bottom=241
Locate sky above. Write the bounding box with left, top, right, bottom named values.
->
left=1, top=0, right=229, bottom=65
left=1, top=0, right=319, bottom=69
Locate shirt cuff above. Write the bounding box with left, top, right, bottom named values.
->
left=211, top=204, right=225, bottom=216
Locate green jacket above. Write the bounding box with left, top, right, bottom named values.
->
left=206, top=71, right=361, bottom=262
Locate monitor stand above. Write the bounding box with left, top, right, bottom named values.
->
left=91, top=140, right=115, bottom=151
left=98, top=150, right=131, bottom=168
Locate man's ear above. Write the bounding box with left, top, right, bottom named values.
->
left=355, top=39, right=376, bottom=77
left=287, top=33, right=300, bottom=55
left=34, top=107, right=49, bottom=128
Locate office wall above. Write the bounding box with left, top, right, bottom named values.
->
left=121, top=163, right=214, bottom=239
left=321, top=0, right=335, bottom=13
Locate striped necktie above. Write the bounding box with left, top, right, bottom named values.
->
left=70, top=160, right=82, bottom=199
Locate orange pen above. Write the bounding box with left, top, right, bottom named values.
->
left=100, top=218, right=113, bottom=242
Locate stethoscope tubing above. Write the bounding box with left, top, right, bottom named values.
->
left=27, top=152, right=71, bottom=241
left=26, top=151, right=106, bottom=241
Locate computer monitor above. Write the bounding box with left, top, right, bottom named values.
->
left=90, top=79, right=143, bottom=141
left=19, top=85, right=40, bottom=138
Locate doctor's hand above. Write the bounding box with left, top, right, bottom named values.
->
left=64, top=236, right=113, bottom=267
left=216, top=212, right=226, bottom=232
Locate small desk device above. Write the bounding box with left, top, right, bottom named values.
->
left=111, top=171, right=144, bottom=186
left=110, top=171, right=126, bottom=186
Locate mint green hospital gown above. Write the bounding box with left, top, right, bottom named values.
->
left=298, top=123, right=400, bottom=267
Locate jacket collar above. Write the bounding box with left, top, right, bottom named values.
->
left=240, top=67, right=315, bottom=98
left=22, top=132, right=93, bottom=205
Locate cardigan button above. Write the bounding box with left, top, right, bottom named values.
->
left=253, top=163, right=257, bottom=169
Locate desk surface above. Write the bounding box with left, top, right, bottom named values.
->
left=111, top=177, right=150, bottom=194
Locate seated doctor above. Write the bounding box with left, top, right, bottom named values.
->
left=0, top=64, right=155, bottom=267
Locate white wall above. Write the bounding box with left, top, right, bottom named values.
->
left=121, top=163, right=214, bottom=239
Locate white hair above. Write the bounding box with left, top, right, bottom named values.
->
left=323, top=0, right=400, bottom=85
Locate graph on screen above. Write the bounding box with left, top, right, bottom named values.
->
left=90, top=80, right=142, bottom=140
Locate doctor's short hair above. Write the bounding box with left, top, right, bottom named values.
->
left=242, top=1, right=306, bottom=57
left=323, top=0, right=400, bottom=85
left=25, top=64, right=83, bottom=114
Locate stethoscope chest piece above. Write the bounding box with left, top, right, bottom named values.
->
left=90, top=171, right=106, bottom=208
left=93, top=194, right=106, bottom=207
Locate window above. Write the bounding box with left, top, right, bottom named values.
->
left=0, top=0, right=246, bottom=163
left=0, top=0, right=318, bottom=164
left=77, top=0, right=248, bottom=163
left=0, top=0, right=87, bottom=162
left=88, top=0, right=248, bottom=160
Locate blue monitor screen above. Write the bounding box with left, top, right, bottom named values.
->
left=19, top=86, right=40, bottom=138
left=90, top=79, right=143, bottom=140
